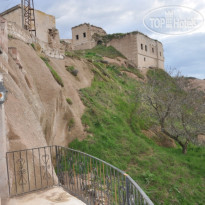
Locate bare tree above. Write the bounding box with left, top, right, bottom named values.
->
left=141, top=70, right=205, bottom=154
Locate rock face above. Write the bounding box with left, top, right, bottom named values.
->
left=3, top=38, right=93, bottom=152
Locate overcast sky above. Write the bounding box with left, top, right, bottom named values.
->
left=1, top=0, right=205, bottom=79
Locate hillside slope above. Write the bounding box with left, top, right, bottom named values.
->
left=2, top=38, right=205, bottom=205
left=4, top=38, right=93, bottom=151
left=67, top=51, right=205, bottom=204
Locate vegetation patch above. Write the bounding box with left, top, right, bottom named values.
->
left=66, top=98, right=73, bottom=105
left=31, top=43, right=35, bottom=50
left=68, top=119, right=75, bottom=131
left=65, top=51, right=81, bottom=60
left=40, top=56, right=64, bottom=87
left=85, top=45, right=126, bottom=59
left=66, top=66, right=79, bottom=76
left=8, top=34, right=14, bottom=39
left=69, top=66, right=205, bottom=205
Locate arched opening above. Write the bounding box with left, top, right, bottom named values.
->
left=97, top=40, right=103, bottom=45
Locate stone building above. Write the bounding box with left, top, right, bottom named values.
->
left=0, top=5, right=60, bottom=46
left=0, top=16, right=8, bottom=62
left=107, top=32, right=164, bottom=69
left=72, top=23, right=107, bottom=50
left=70, top=23, right=164, bottom=69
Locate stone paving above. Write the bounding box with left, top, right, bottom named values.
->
left=3, top=187, right=85, bottom=205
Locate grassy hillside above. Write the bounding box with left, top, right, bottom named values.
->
left=68, top=46, right=205, bottom=205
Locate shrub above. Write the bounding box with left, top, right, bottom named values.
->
left=31, top=43, right=35, bottom=50
left=66, top=66, right=79, bottom=76
left=68, top=119, right=75, bottom=131
left=40, top=56, right=64, bottom=87
left=8, top=34, right=14, bottom=39
left=66, top=98, right=73, bottom=105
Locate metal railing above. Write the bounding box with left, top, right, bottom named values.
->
left=6, top=145, right=154, bottom=205
left=6, top=146, right=58, bottom=197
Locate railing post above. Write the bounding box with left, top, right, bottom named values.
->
left=55, top=146, right=59, bottom=186
left=125, top=174, right=130, bottom=205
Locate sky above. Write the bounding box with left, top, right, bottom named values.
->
left=1, top=0, right=205, bottom=79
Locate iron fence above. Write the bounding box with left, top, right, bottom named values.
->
left=6, top=146, right=58, bottom=197
left=56, top=146, right=154, bottom=205
left=6, top=145, right=154, bottom=205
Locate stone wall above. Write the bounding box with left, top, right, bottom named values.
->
left=136, top=33, right=164, bottom=69
left=108, top=32, right=164, bottom=69
left=0, top=5, right=22, bottom=29
left=48, top=28, right=61, bottom=49
left=0, top=17, right=8, bottom=62
left=7, top=21, right=64, bottom=59
left=90, top=25, right=107, bottom=37
left=35, top=10, right=56, bottom=43
left=1, top=5, right=56, bottom=44
left=107, top=33, right=138, bottom=64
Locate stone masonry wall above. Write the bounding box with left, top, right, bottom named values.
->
left=35, top=10, right=56, bottom=43
left=90, top=25, right=107, bottom=37
left=1, top=6, right=56, bottom=44
left=7, top=21, right=64, bottom=59
left=107, top=33, right=138, bottom=65
left=48, top=28, right=61, bottom=49
left=108, top=32, right=164, bottom=69
left=137, top=33, right=164, bottom=69
left=72, top=23, right=106, bottom=50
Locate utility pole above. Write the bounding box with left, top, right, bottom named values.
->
left=21, top=0, right=36, bottom=37
left=0, top=74, right=8, bottom=199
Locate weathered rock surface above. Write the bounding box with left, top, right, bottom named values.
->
left=3, top=38, right=93, bottom=152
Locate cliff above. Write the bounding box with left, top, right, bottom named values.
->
left=2, top=38, right=93, bottom=152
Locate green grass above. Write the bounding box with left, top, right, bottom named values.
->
left=67, top=45, right=126, bottom=61
left=69, top=65, right=205, bottom=205
left=85, top=45, right=126, bottom=59
left=121, top=66, right=145, bottom=80
left=41, top=56, right=64, bottom=87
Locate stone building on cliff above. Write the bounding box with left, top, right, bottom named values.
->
left=71, top=23, right=107, bottom=50
left=1, top=4, right=164, bottom=70
left=0, top=5, right=60, bottom=49
left=0, top=5, right=63, bottom=59
left=69, top=23, right=164, bottom=70
left=107, top=32, right=164, bottom=70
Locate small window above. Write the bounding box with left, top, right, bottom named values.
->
left=76, top=35, right=79, bottom=40
left=83, top=32, right=86, bottom=38
left=152, top=48, right=154, bottom=53
left=144, top=57, right=146, bottom=62
left=145, top=45, right=147, bottom=51
left=141, top=44, right=143, bottom=50
left=160, top=52, right=162, bottom=56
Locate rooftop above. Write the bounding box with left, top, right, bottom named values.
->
left=0, top=5, right=21, bottom=16
left=72, top=23, right=105, bottom=30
